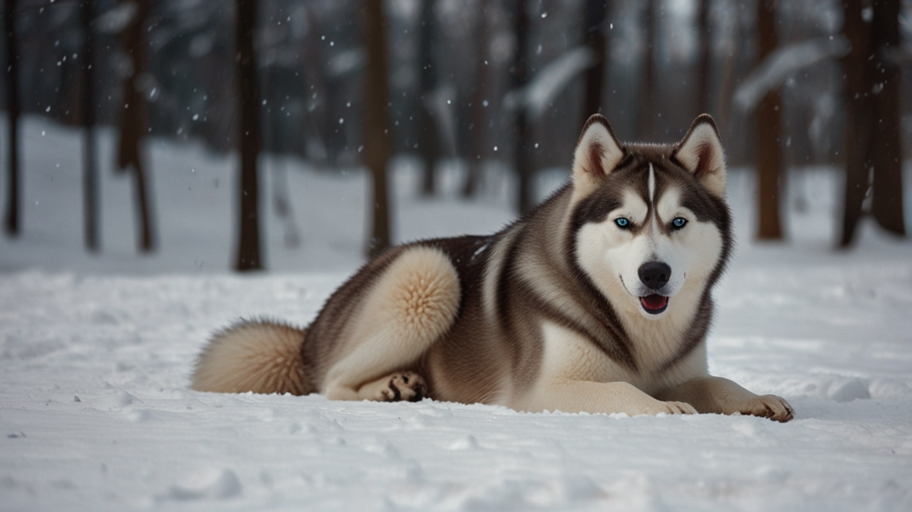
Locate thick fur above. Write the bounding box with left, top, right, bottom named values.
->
left=193, top=320, right=308, bottom=395
left=191, top=114, right=794, bottom=422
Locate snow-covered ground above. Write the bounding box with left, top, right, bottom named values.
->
left=1, top=116, right=911, bottom=511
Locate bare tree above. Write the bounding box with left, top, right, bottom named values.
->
left=418, top=0, right=441, bottom=196
left=635, top=0, right=656, bottom=141
left=512, top=0, right=534, bottom=214
left=583, top=0, right=609, bottom=117
left=696, top=0, right=711, bottom=116
left=840, top=0, right=906, bottom=246
left=840, top=0, right=876, bottom=247
left=81, top=0, right=99, bottom=252
left=117, top=0, right=156, bottom=252
left=301, top=3, right=329, bottom=167
left=4, top=0, right=20, bottom=236
left=363, top=0, right=393, bottom=257
left=868, top=0, right=905, bottom=238
left=262, top=63, right=300, bottom=249
left=463, top=0, right=489, bottom=198
left=715, top=1, right=740, bottom=146
left=234, top=0, right=263, bottom=270
left=755, top=0, right=783, bottom=240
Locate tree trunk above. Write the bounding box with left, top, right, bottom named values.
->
left=81, top=0, right=99, bottom=252
left=696, top=0, right=711, bottom=116
left=363, top=0, right=393, bottom=258
left=271, top=158, right=300, bottom=249
left=756, top=0, right=783, bottom=240
left=513, top=0, right=534, bottom=214
left=117, top=0, right=155, bottom=252
left=301, top=3, right=328, bottom=166
left=635, top=0, right=655, bottom=141
left=715, top=5, right=740, bottom=147
left=869, top=0, right=905, bottom=237
left=463, top=0, right=489, bottom=199
left=262, top=64, right=300, bottom=248
left=839, top=0, right=876, bottom=247
left=3, top=0, right=20, bottom=236
left=418, top=0, right=440, bottom=196
left=234, top=0, right=263, bottom=270
left=583, top=0, right=609, bottom=117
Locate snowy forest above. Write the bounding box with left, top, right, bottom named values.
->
left=1, top=0, right=909, bottom=268
left=1, top=1, right=911, bottom=511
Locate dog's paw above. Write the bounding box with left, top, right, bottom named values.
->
left=661, top=400, right=698, bottom=415
left=737, top=394, right=794, bottom=423
left=380, top=371, right=427, bottom=402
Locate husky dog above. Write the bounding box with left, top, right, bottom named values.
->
left=192, top=114, right=793, bottom=422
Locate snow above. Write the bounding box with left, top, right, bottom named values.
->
left=2, top=117, right=912, bottom=511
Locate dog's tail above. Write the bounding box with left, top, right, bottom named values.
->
left=190, top=319, right=311, bottom=395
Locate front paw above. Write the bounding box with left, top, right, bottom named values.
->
left=737, top=395, right=794, bottom=423
left=380, top=371, right=427, bottom=402
left=660, top=400, right=698, bottom=415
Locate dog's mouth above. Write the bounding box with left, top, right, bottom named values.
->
left=640, top=294, right=669, bottom=315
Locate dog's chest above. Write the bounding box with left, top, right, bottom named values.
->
left=538, top=315, right=694, bottom=393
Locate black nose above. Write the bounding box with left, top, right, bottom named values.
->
left=638, top=262, right=671, bottom=290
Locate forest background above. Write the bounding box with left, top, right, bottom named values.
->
left=2, top=0, right=908, bottom=268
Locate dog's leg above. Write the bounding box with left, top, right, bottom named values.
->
left=656, top=376, right=793, bottom=422
left=322, top=247, right=460, bottom=402
left=524, top=322, right=697, bottom=416
left=521, top=379, right=697, bottom=416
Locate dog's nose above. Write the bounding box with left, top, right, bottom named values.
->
left=638, top=262, right=671, bottom=290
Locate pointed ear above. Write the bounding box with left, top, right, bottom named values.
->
left=571, top=114, right=625, bottom=200
left=673, top=114, right=727, bottom=198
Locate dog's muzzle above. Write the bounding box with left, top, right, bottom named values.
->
left=638, top=262, right=671, bottom=314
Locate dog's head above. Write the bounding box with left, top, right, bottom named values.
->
left=569, top=114, right=732, bottom=319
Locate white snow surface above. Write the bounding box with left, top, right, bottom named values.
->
left=2, top=117, right=912, bottom=511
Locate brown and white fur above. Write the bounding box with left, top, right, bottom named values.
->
left=191, top=114, right=794, bottom=422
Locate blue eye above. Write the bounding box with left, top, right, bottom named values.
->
left=672, top=217, right=688, bottom=229
left=615, top=217, right=631, bottom=229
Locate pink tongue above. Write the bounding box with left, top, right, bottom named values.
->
left=640, top=294, right=668, bottom=310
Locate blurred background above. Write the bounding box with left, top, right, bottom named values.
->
left=0, top=0, right=909, bottom=274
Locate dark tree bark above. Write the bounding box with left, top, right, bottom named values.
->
left=234, top=0, right=263, bottom=270
left=117, top=0, right=156, bottom=252
left=363, top=0, right=393, bottom=258
left=3, top=0, right=20, bottom=237
left=635, top=0, right=656, bottom=141
left=840, top=0, right=906, bottom=247
left=715, top=9, right=739, bottom=145
left=418, top=0, right=441, bottom=196
left=512, top=0, right=534, bottom=214
left=81, top=0, right=99, bottom=252
left=840, top=0, right=877, bottom=247
left=583, top=0, right=609, bottom=117
left=463, top=0, right=489, bottom=199
left=696, top=0, right=711, bottom=116
left=869, top=0, right=905, bottom=237
left=756, top=0, right=783, bottom=240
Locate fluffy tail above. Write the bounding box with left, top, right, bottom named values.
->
left=191, top=319, right=311, bottom=395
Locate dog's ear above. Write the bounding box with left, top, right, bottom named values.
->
left=571, top=114, right=625, bottom=200
left=673, top=114, right=726, bottom=198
